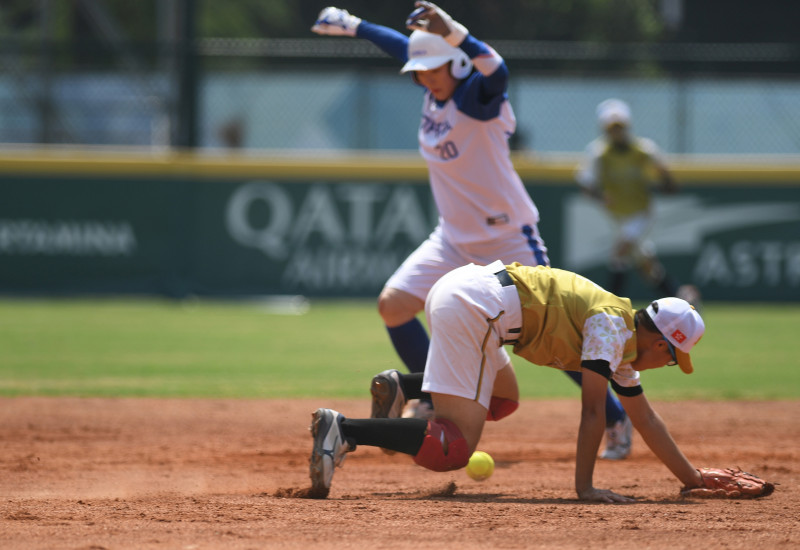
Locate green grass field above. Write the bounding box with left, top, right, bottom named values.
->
left=0, top=298, right=797, bottom=401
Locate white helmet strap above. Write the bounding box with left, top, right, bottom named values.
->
left=449, top=50, right=472, bottom=79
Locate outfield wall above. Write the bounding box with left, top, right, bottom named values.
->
left=1, top=149, right=799, bottom=301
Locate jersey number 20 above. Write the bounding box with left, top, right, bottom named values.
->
left=436, top=141, right=459, bottom=160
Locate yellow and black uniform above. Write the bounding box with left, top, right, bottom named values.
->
left=575, top=131, right=679, bottom=298
left=580, top=137, right=663, bottom=219
left=505, top=263, right=642, bottom=394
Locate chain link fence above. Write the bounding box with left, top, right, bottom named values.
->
left=2, top=19, right=800, bottom=154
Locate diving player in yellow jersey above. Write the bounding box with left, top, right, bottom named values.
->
left=309, top=261, right=708, bottom=502
left=576, top=99, right=686, bottom=299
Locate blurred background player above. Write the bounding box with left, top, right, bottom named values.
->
left=308, top=261, right=708, bottom=501
left=571, top=99, right=704, bottom=456
left=575, top=99, right=702, bottom=306
left=312, top=2, right=632, bottom=458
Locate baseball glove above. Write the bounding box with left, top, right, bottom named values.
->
left=680, top=467, right=775, bottom=499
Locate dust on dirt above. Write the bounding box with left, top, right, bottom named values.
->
left=0, top=397, right=796, bottom=549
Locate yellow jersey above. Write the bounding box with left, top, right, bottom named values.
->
left=576, top=136, right=663, bottom=218
left=505, top=263, right=639, bottom=382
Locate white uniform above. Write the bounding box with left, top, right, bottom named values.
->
left=423, top=261, right=522, bottom=409
left=418, top=93, right=541, bottom=246
left=358, top=22, right=548, bottom=300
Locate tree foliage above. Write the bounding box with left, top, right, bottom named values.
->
left=2, top=0, right=797, bottom=47
left=201, top=0, right=667, bottom=42
left=0, top=0, right=666, bottom=42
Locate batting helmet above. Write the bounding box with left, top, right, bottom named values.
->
left=400, top=30, right=472, bottom=80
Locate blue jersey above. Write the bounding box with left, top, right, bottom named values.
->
left=357, top=22, right=541, bottom=244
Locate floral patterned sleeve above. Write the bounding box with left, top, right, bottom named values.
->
left=581, top=312, right=641, bottom=387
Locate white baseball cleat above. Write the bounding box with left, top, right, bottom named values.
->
left=309, top=408, right=352, bottom=498
left=600, top=416, right=633, bottom=460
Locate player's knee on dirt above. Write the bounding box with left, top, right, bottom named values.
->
left=413, top=418, right=470, bottom=472
left=486, top=396, right=519, bottom=421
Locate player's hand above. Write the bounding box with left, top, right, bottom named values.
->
left=578, top=487, right=636, bottom=503
left=405, top=1, right=467, bottom=46
left=311, top=7, right=361, bottom=37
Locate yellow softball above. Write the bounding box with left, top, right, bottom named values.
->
left=465, top=451, right=494, bottom=481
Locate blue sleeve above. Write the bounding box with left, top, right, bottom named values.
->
left=459, top=34, right=508, bottom=97
left=452, top=75, right=508, bottom=121
left=459, top=35, right=493, bottom=60
left=452, top=35, right=509, bottom=121
left=356, top=21, right=408, bottom=63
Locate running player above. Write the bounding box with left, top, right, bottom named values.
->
left=308, top=261, right=707, bottom=501
left=312, top=2, right=632, bottom=458
left=576, top=98, right=682, bottom=297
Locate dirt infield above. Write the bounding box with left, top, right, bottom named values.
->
left=1, top=397, right=796, bottom=549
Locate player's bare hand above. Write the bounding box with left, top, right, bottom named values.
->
left=311, top=7, right=361, bottom=37
left=406, top=2, right=467, bottom=45
left=578, top=487, right=636, bottom=503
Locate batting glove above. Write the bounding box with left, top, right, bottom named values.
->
left=311, top=7, right=362, bottom=37
left=405, top=1, right=468, bottom=47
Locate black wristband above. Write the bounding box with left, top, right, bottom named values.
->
left=582, top=360, right=644, bottom=397
left=610, top=380, right=644, bottom=397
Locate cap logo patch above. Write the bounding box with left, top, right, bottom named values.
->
left=672, top=329, right=686, bottom=343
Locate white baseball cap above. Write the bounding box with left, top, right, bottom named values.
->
left=596, top=98, right=631, bottom=128
left=645, top=297, right=705, bottom=374
left=400, top=30, right=472, bottom=78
